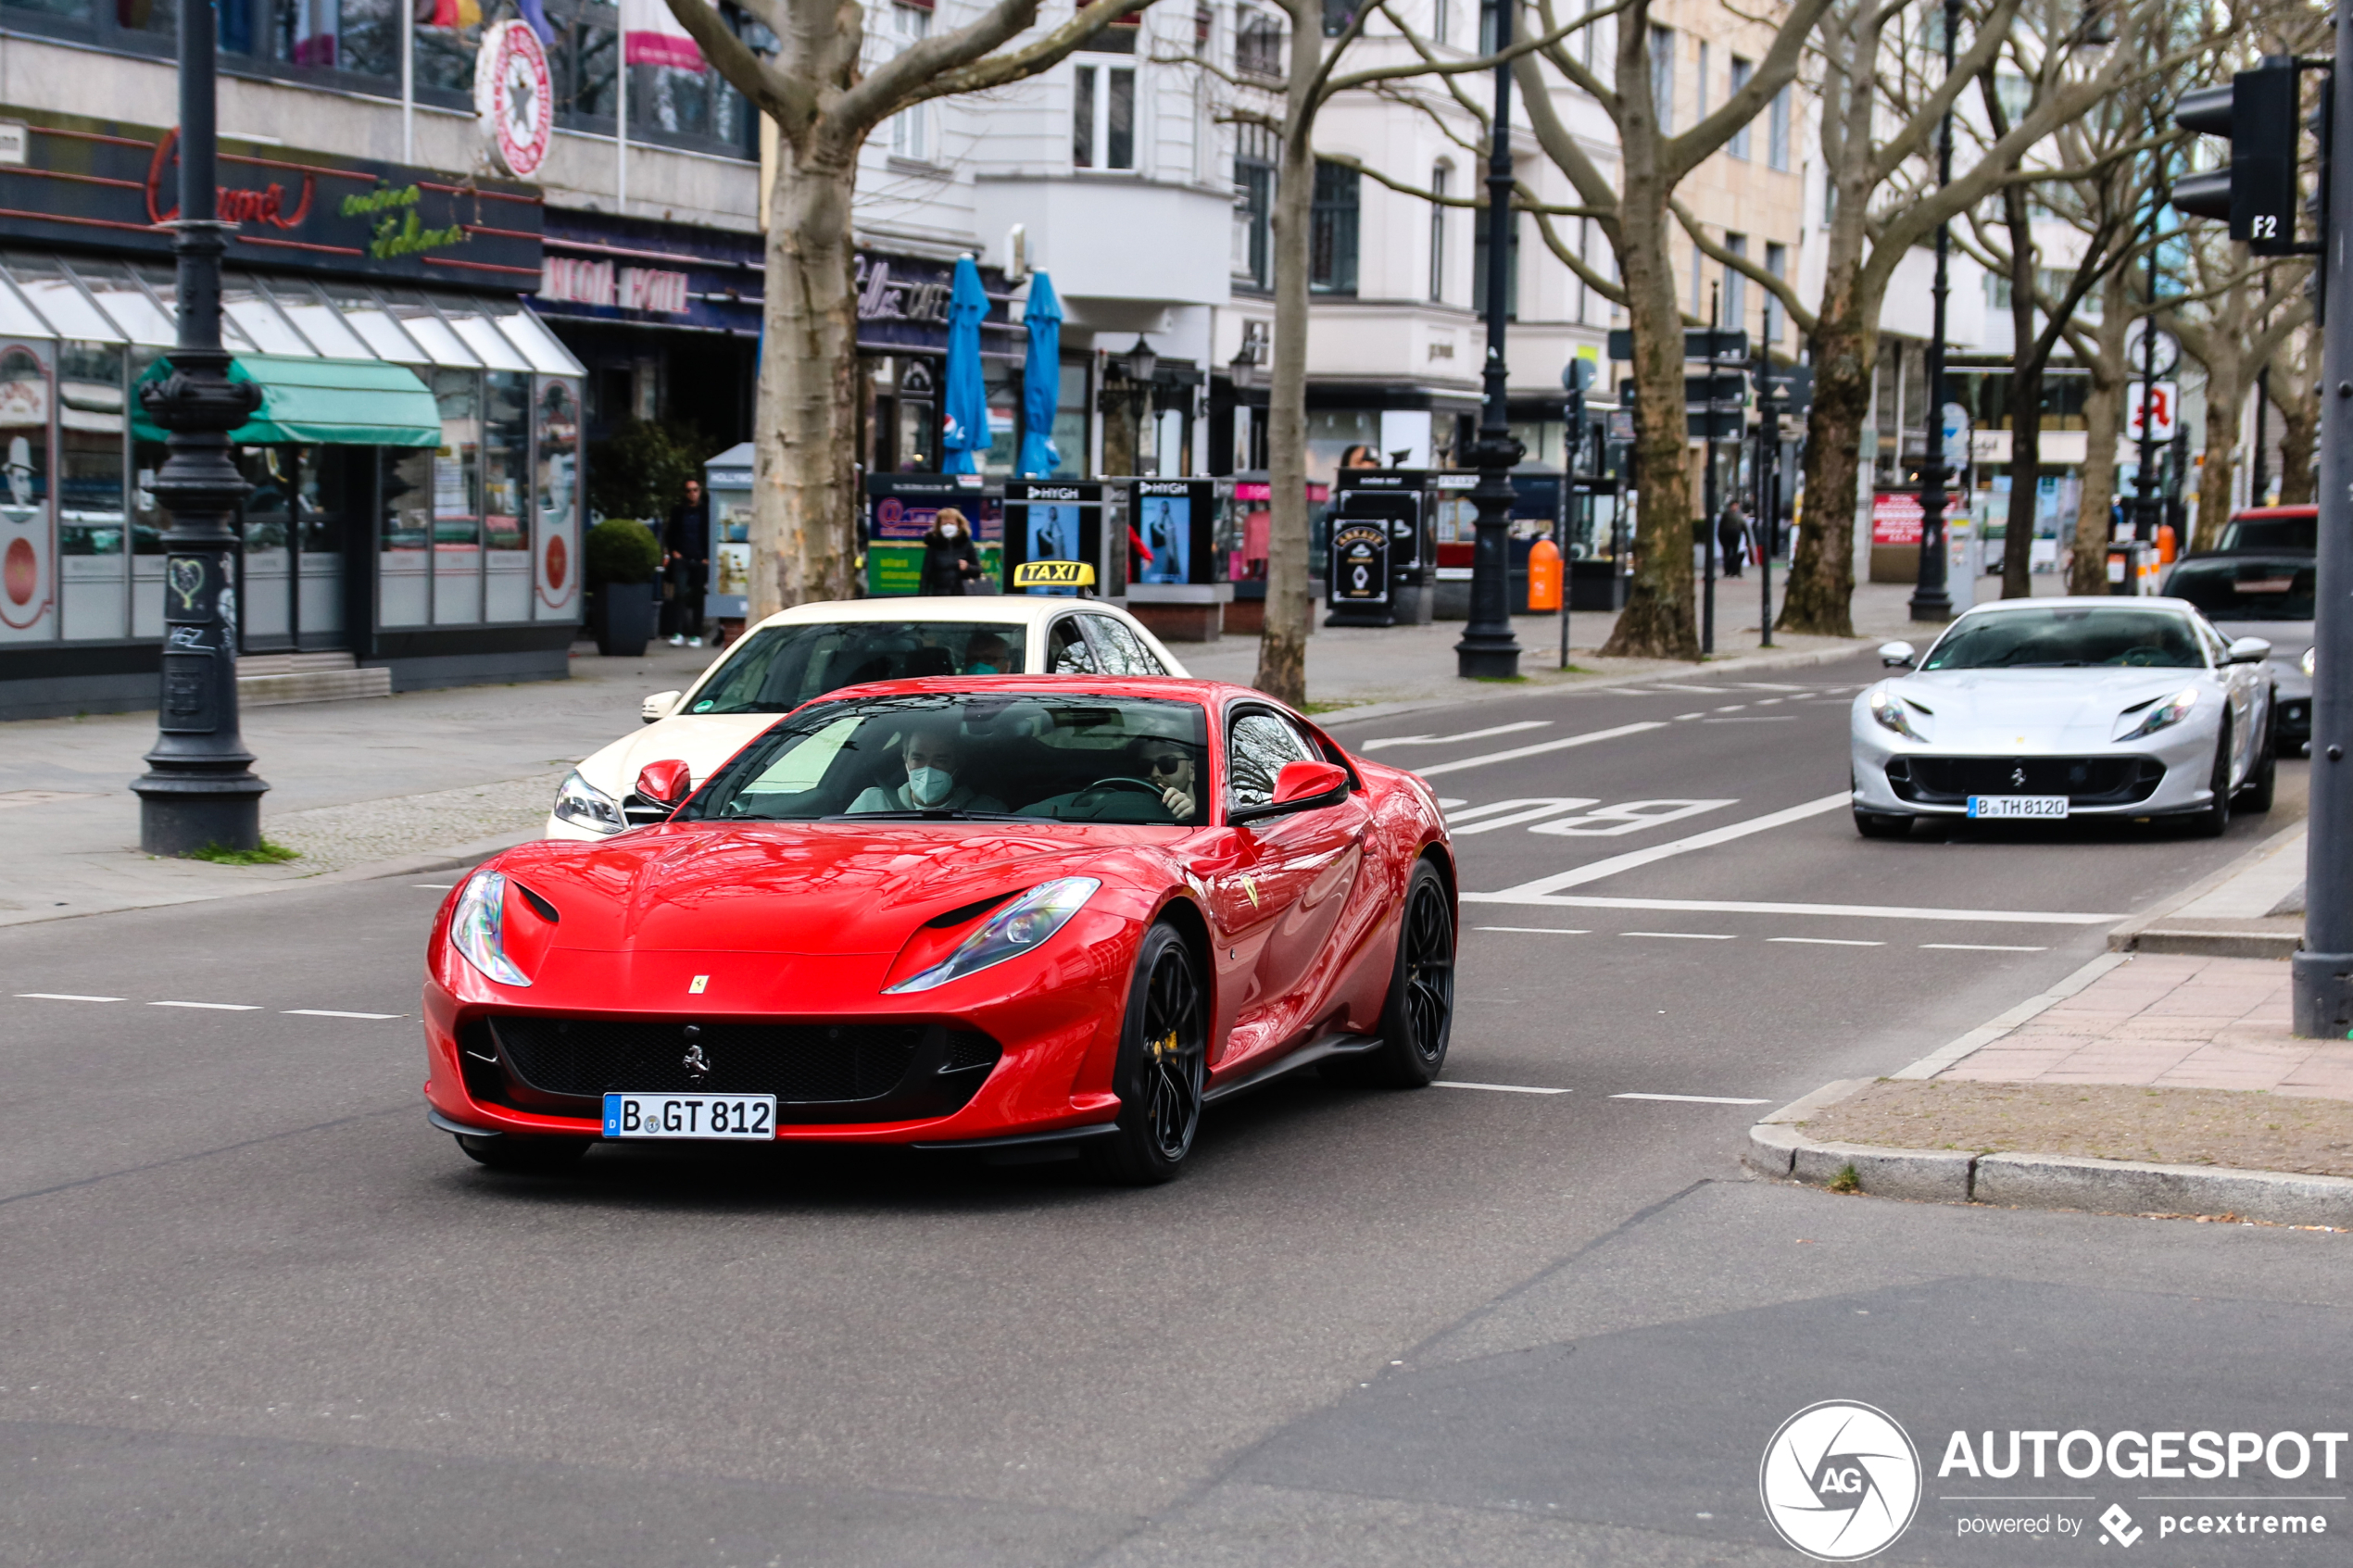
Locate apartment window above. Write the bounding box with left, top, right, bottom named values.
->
left=1649, top=26, right=1675, bottom=132
left=1431, top=0, right=1449, bottom=45
left=1768, top=85, right=1791, bottom=169
left=1724, top=233, right=1747, bottom=334
left=1322, top=0, right=1354, bottom=35
left=1690, top=238, right=1703, bottom=315
left=1696, top=43, right=1709, bottom=119
left=1479, top=0, right=1495, bottom=54
left=1728, top=56, right=1753, bottom=158
left=1428, top=165, right=1449, bottom=304
left=1236, top=9, right=1283, bottom=77
left=1075, top=63, right=1137, bottom=169
left=1472, top=209, right=1519, bottom=319
left=1310, top=160, right=1361, bottom=295
left=888, top=4, right=933, bottom=161
left=1764, top=241, right=1787, bottom=345
left=1233, top=124, right=1276, bottom=289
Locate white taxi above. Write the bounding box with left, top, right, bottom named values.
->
left=547, top=596, right=1190, bottom=840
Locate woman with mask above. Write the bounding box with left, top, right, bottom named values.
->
left=849, top=722, right=1007, bottom=815
left=921, top=508, right=982, bottom=596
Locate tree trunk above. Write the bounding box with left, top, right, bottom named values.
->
left=2193, top=357, right=2241, bottom=553
left=2002, top=366, right=2042, bottom=600
left=1255, top=120, right=1316, bottom=705
left=2277, top=400, right=2318, bottom=504
left=1778, top=307, right=1872, bottom=636
left=2072, top=376, right=2121, bottom=594
left=751, top=137, right=862, bottom=618
left=1596, top=191, right=1699, bottom=659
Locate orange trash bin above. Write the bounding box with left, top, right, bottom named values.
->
left=1528, top=537, right=1564, bottom=611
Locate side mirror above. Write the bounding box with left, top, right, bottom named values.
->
left=641, top=689, right=683, bottom=724
left=635, top=759, right=694, bottom=812
left=1878, top=640, right=1917, bottom=669
left=1231, top=759, right=1351, bottom=824
left=2225, top=636, right=2273, bottom=666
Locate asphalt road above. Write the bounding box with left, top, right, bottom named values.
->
left=2, top=648, right=2344, bottom=1568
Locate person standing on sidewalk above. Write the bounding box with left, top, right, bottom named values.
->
left=921, top=508, right=982, bottom=596
left=1718, top=499, right=1750, bottom=579
left=664, top=477, right=710, bottom=647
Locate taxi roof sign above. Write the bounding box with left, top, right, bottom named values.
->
left=1013, top=560, right=1095, bottom=589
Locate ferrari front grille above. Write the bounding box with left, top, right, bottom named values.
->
left=473, top=1016, right=1002, bottom=1124
left=1886, top=755, right=2165, bottom=807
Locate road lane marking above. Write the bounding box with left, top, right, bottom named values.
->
left=15, top=993, right=124, bottom=1002
left=1754, top=697, right=1785, bottom=706
left=1702, top=716, right=1796, bottom=722
left=1921, top=943, right=2048, bottom=952
left=1363, top=720, right=1551, bottom=751
left=150, top=1001, right=261, bottom=1011
left=1674, top=711, right=1704, bottom=721
left=1647, top=684, right=1736, bottom=693
left=1463, top=892, right=2123, bottom=924
left=1476, top=793, right=1851, bottom=897
left=1613, top=1092, right=1772, bottom=1105
left=1730, top=683, right=1808, bottom=691
left=1768, top=936, right=1885, bottom=947
left=1413, top=721, right=1667, bottom=778
left=412, top=884, right=456, bottom=890
left=1435, top=1081, right=1572, bottom=1095
left=1446, top=797, right=1601, bottom=834
left=1714, top=704, right=1748, bottom=712
left=1474, top=925, right=1593, bottom=935
left=283, top=1010, right=405, bottom=1020
left=1622, top=931, right=1737, bottom=940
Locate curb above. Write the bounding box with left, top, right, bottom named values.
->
left=2107, top=821, right=2307, bottom=960
left=1743, top=1081, right=2353, bottom=1226
left=1314, top=640, right=1875, bottom=728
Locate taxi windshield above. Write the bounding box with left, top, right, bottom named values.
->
left=1921, top=608, right=2205, bottom=670
left=685, top=693, right=1212, bottom=826
left=683, top=621, right=1029, bottom=714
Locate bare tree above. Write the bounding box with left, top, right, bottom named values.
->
left=662, top=0, right=1156, bottom=618
left=2269, top=324, right=2320, bottom=505
left=2162, top=234, right=2309, bottom=550
left=1690, top=0, right=2141, bottom=636
left=2062, top=263, right=2137, bottom=591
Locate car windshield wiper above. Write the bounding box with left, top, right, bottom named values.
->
left=823, top=809, right=1032, bottom=822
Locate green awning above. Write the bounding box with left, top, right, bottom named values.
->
left=131, top=355, right=441, bottom=447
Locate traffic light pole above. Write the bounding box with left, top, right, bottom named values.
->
left=2296, top=15, right=2353, bottom=1036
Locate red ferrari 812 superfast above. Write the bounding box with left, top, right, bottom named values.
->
left=422, top=678, right=1456, bottom=1183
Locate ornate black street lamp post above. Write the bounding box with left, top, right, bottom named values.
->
left=1455, top=0, right=1523, bottom=678
left=1907, top=0, right=1961, bottom=623
left=132, top=0, right=268, bottom=855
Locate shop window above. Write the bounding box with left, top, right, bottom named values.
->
left=983, top=358, right=1018, bottom=475
left=0, top=344, right=55, bottom=645
left=1309, top=160, right=1358, bottom=296
left=429, top=369, right=482, bottom=625
left=535, top=379, right=583, bottom=622
left=484, top=370, right=532, bottom=622
left=1074, top=63, right=1136, bottom=169
left=237, top=446, right=296, bottom=648
left=58, top=339, right=127, bottom=643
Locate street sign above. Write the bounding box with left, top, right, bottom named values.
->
left=1756, top=365, right=1812, bottom=412
left=1688, top=408, right=1744, bottom=440
left=2124, top=321, right=2181, bottom=379
left=1606, top=328, right=1750, bottom=364
left=2126, top=381, right=2180, bottom=442
left=1685, top=370, right=1748, bottom=406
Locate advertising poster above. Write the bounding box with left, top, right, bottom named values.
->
left=1139, top=494, right=1190, bottom=583
left=865, top=477, right=1003, bottom=596
left=1329, top=521, right=1390, bottom=605
left=1026, top=502, right=1083, bottom=596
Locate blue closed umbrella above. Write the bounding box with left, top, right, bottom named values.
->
left=1017, top=272, right=1063, bottom=477
left=940, top=255, right=988, bottom=475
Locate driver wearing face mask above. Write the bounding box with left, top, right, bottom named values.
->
left=962, top=632, right=1013, bottom=675
left=849, top=724, right=1007, bottom=815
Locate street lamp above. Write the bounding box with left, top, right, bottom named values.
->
left=1907, top=0, right=1961, bottom=624
left=1124, top=334, right=1158, bottom=473
left=131, top=0, right=267, bottom=855
left=1455, top=0, right=1523, bottom=679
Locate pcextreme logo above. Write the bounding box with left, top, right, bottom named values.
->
left=1760, top=1400, right=1923, bottom=1562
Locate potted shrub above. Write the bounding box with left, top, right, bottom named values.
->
left=585, top=519, right=662, bottom=657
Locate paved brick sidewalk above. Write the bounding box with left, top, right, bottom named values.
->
left=1938, top=954, right=2353, bottom=1100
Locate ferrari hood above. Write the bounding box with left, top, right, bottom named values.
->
left=574, top=714, right=777, bottom=800
left=491, top=824, right=1170, bottom=954
left=1880, top=668, right=2201, bottom=749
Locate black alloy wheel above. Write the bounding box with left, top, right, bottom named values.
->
left=1085, top=922, right=1208, bottom=1185
left=456, top=1133, right=590, bottom=1173
left=1329, top=857, right=1456, bottom=1088
left=2193, top=717, right=2234, bottom=839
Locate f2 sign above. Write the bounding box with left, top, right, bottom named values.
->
left=2125, top=381, right=2179, bottom=443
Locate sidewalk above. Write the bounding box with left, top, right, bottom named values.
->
left=1749, top=833, right=2353, bottom=1223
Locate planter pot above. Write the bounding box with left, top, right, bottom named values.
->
left=590, top=580, right=657, bottom=657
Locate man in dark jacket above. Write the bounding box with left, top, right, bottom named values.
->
left=1718, top=500, right=1750, bottom=579
left=664, top=477, right=710, bottom=646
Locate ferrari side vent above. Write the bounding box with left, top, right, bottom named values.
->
left=514, top=882, right=560, bottom=923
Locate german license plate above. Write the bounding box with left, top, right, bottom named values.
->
left=1967, top=795, right=2068, bottom=820
left=602, top=1093, right=775, bottom=1139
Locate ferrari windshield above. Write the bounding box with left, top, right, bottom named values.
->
left=685, top=693, right=1212, bottom=826
left=683, top=621, right=1030, bottom=714
left=1921, top=608, right=2205, bottom=671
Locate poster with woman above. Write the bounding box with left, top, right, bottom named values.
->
left=1139, top=495, right=1189, bottom=584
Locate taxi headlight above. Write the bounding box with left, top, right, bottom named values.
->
left=450, top=871, right=531, bottom=987
left=1868, top=688, right=1927, bottom=741
left=885, top=877, right=1101, bottom=994
left=2117, top=685, right=2199, bottom=742
left=552, top=769, right=626, bottom=835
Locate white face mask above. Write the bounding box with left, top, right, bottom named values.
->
left=939, top=524, right=961, bottom=539
left=906, top=766, right=954, bottom=805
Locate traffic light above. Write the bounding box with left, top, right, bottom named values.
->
left=2172, top=57, right=2302, bottom=254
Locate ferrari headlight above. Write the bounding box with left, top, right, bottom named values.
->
left=2117, top=685, right=2199, bottom=742
left=552, top=769, right=625, bottom=835
left=1868, top=687, right=1927, bottom=741
left=885, top=877, right=1100, bottom=994
left=449, top=871, right=531, bottom=987
left=2302, top=646, right=2316, bottom=679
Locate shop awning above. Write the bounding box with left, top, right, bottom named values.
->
left=131, top=355, right=441, bottom=447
